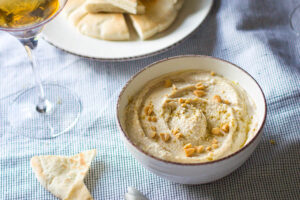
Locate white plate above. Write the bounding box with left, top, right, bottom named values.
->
left=42, top=0, right=213, bottom=61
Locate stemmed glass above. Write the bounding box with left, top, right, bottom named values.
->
left=0, top=0, right=82, bottom=139
left=290, top=4, right=300, bottom=36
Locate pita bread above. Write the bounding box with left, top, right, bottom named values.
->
left=85, top=0, right=145, bottom=14
left=76, top=12, right=130, bottom=40
left=129, top=0, right=184, bottom=40
left=65, top=3, right=130, bottom=41
left=30, top=149, right=96, bottom=200
left=68, top=4, right=89, bottom=26
left=63, top=0, right=86, bottom=18
left=63, top=0, right=89, bottom=27
left=110, top=0, right=145, bottom=14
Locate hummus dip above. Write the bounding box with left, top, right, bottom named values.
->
left=125, top=71, right=258, bottom=163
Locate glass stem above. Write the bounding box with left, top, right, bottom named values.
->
left=19, top=36, right=49, bottom=113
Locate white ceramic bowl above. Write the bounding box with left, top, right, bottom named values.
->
left=116, top=55, right=267, bottom=184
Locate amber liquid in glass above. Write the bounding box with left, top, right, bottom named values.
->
left=0, top=0, right=59, bottom=28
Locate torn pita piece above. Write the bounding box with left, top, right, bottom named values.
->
left=30, top=149, right=96, bottom=200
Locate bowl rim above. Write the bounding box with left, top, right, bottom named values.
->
left=116, top=55, right=267, bottom=166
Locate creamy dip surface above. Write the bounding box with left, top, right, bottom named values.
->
left=125, top=70, right=258, bottom=163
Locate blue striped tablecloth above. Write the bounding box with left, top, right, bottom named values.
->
left=1, top=0, right=299, bottom=199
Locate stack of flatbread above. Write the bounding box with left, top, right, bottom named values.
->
left=63, top=0, right=185, bottom=41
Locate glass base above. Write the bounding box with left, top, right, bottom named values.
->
left=290, top=5, right=300, bottom=36
left=8, top=84, right=82, bottom=139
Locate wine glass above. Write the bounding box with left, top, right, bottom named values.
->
left=0, top=0, right=82, bottom=139
left=290, top=4, right=300, bottom=36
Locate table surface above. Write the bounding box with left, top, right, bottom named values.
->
left=1, top=0, right=299, bottom=199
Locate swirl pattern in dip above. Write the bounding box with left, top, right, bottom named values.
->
left=125, top=71, right=258, bottom=163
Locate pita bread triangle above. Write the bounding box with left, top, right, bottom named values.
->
left=129, top=0, right=184, bottom=40
left=30, top=149, right=96, bottom=200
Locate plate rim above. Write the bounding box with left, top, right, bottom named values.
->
left=41, top=0, right=214, bottom=62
